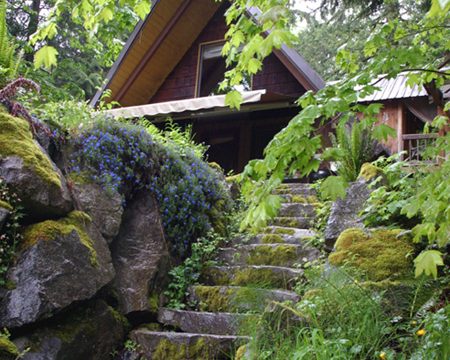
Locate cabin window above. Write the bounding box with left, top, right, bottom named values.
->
left=197, top=42, right=251, bottom=97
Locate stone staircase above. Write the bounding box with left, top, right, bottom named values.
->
left=129, top=183, right=320, bottom=359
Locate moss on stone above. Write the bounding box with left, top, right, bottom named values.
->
left=22, top=211, right=98, bottom=266
left=208, top=162, right=223, bottom=173
left=232, top=268, right=286, bottom=288
left=67, top=171, right=93, bottom=185
left=329, top=228, right=414, bottom=281
left=275, top=218, right=299, bottom=228
left=153, top=338, right=210, bottom=360
left=0, top=200, right=13, bottom=211
left=225, top=174, right=240, bottom=184
left=265, top=227, right=295, bottom=236
left=261, top=234, right=284, bottom=244
left=194, top=286, right=233, bottom=312
left=109, top=307, right=130, bottom=330
left=0, top=111, right=61, bottom=188
left=204, top=268, right=230, bottom=286
left=148, top=292, right=159, bottom=313
left=141, top=323, right=162, bottom=331
left=358, top=163, right=382, bottom=181
left=0, top=336, right=20, bottom=359
left=247, top=245, right=298, bottom=266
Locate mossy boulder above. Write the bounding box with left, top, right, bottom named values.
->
left=0, top=211, right=115, bottom=328
left=328, top=228, right=414, bottom=281
left=358, top=163, right=383, bottom=181
left=13, top=300, right=126, bottom=360
left=0, top=112, right=73, bottom=220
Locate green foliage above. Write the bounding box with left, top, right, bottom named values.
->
left=140, top=118, right=208, bottom=159
left=0, top=177, right=24, bottom=287
left=0, top=0, right=21, bottom=87
left=361, top=155, right=419, bottom=228
left=164, top=231, right=223, bottom=309
left=327, top=120, right=380, bottom=182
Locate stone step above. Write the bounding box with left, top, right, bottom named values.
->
left=260, top=226, right=316, bottom=242
left=217, top=243, right=320, bottom=267
left=158, top=308, right=257, bottom=336
left=202, top=265, right=304, bottom=289
left=274, top=183, right=316, bottom=197
left=130, top=329, right=249, bottom=360
left=233, top=231, right=314, bottom=245
left=280, top=193, right=318, bottom=204
left=278, top=202, right=317, bottom=218
left=188, top=285, right=300, bottom=313
left=270, top=216, right=314, bottom=228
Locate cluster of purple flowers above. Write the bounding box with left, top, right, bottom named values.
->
left=71, top=120, right=231, bottom=256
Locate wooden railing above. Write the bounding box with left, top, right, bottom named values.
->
left=402, top=133, right=439, bottom=161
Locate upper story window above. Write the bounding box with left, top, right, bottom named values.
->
left=196, top=42, right=251, bottom=97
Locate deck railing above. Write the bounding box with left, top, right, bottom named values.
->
left=402, top=133, right=439, bottom=162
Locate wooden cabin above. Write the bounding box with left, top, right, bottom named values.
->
left=359, top=75, right=448, bottom=161
left=91, top=0, right=325, bottom=173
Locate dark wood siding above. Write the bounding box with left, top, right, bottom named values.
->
left=150, top=6, right=307, bottom=103
left=150, top=5, right=228, bottom=103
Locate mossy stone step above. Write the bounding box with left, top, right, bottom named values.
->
left=271, top=216, right=314, bottom=228
left=217, top=243, right=320, bottom=267
left=130, top=329, right=249, bottom=360
left=158, top=308, right=257, bottom=336
left=232, top=231, right=314, bottom=245
left=202, top=265, right=304, bottom=289
left=274, top=183, right=316, bottom=196
left=188, top=285, right=300, bottom=313
left=278, top=203, right=317, bottom=218
left=280, top=193, right=318, bottom=204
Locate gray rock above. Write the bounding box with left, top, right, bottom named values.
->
left=72, top=182, right=123, bottom=243
left=112, top=191, right=170, bottom=314
left=0, top=206, right=10, bottom=231
left=158, top=308, right=257, bottom=336
left=129, top=329, right=249, bottom=359
left=324, top=179, right=372, bottom=250
left=0, top=218, right=115, bottom=328
left=0, top=154, right=73, bottom=220
left=14, top=300, right=126, bottom=360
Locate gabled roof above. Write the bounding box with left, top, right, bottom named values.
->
left=91, top=0, right=324, bottom=107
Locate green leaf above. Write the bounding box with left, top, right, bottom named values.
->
left=373, top=124, right=396, bottom=141
left=34, top=45, right=58, bottom=70
left=225, top=90, right=243, bottom=110
left=248, top=58, right=262, bottom=75
left=99, top=7, right=114, bottom=23
left=414, top=250, right=444, bottom=279
left=320, top=176, right=348, bottom=201
left=134, top=0, right=151, bottom=20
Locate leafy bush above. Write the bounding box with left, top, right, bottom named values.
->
left=0, top=0, right=21, bottom=87
left=140, top=118, right=208, bottom=159
left=327, top=119, right=379, bottom=182
left=0, top=177, right=23, bottom=286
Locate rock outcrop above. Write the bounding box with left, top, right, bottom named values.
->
left=0, top=212, right=114, bottom=328
left=111, top=191, right=170, bottom=315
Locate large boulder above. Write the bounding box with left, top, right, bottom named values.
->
left=0, top=211, right=115, bottom=328
left=14, top=300, right=126, bottom=360
left=111, top=191, right=171, bottom=315
left=0, top=112, right=73, bottom=220
left=324, top=164, right=383, bottom=250
left=72, top=181, right=123, bottom=243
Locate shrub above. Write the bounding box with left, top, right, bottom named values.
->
left=71, top=118, right=231, bottom=256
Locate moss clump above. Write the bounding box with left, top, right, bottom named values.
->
left=67, top=171, right=93, bottom=185
left=0, top=336, right=20, bottom=360
left=265, top=227, right=295, bottom=236
left=358, top=163, right=382, bottom=181
left=0, top=111, right=61, bottom=188
left=204, top=268, right=230, bottom=286
left=247, top=245, right=298, bottom=266
left=22, top=211, right=97, bottom=266
left=235, top=345, right=247, bottom=360
left=208, top=162, right=223, bottom=173
left=329, top=228, right=414, bottom=281
left=194, top=286, right=233, bottom=312
left=148, top=292, right=159, bottom=313
left=225, top=174, right=240, bottom=184
left=232, top=268, right=289, bottom=288
left=261, top=234, right=284, bottom=244
left=275, top=218, right=299, bottom=228
left=153, top=338, right=210, bottom=360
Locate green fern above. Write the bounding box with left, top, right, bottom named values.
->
left=330, top=120, right=378, bottom=182
left=0, top=0, right=21, bottom=86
